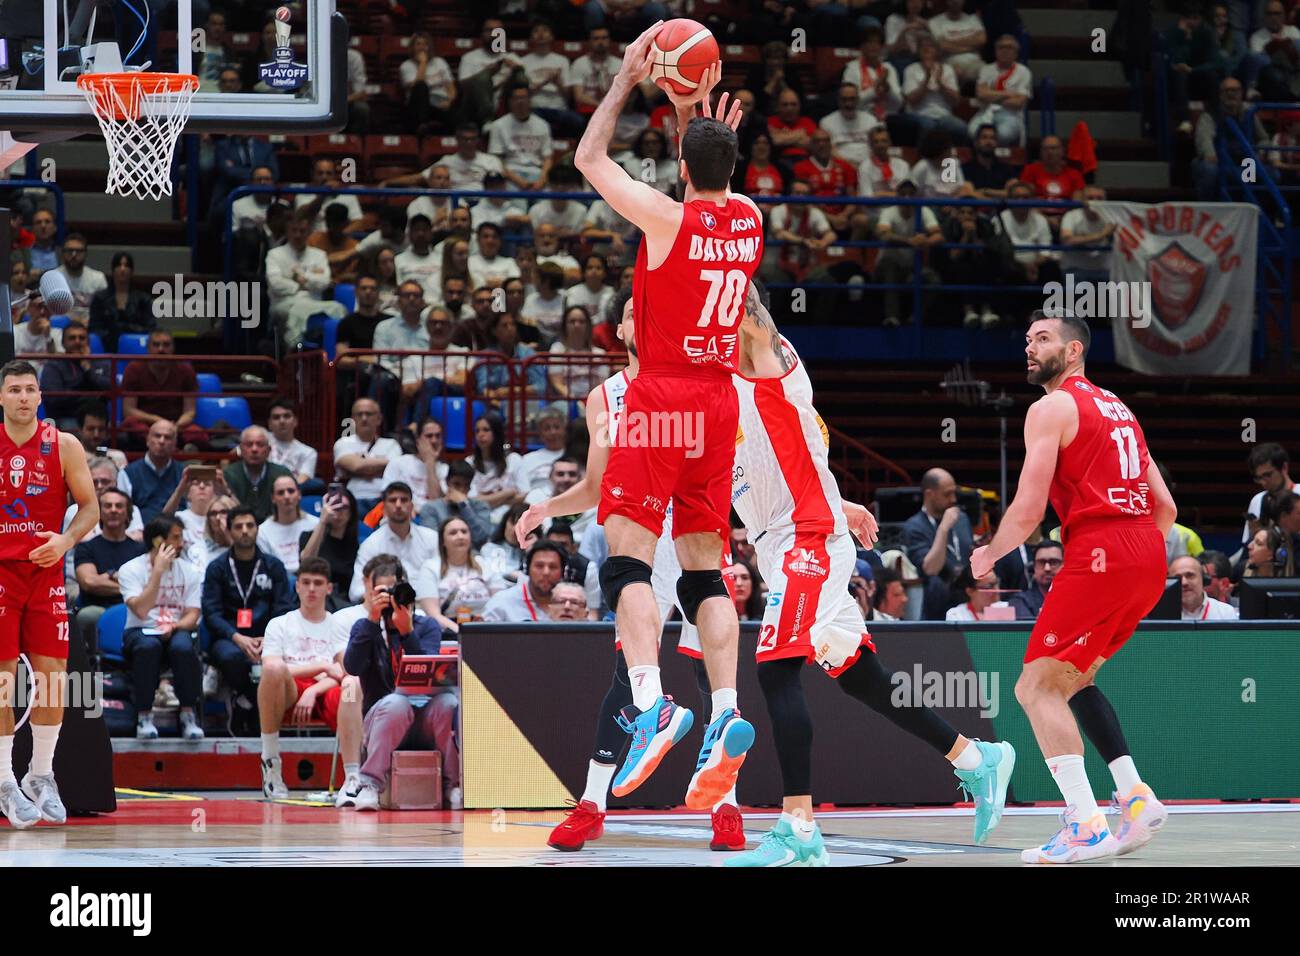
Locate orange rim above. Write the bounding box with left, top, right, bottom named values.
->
left=76, top=72, right=198, bottom=121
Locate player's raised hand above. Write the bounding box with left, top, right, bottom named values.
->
left=27, top=531, right=71, bottom=568
left=515, top=502, right=548, bottom=547
left=618, top=20, right=664, bottom=85
left=665, top=59, right=723, bottom=111
left=842, top=501, right=879, bottom=549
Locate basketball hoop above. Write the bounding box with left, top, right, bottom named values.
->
left=76, top=72, right=199, bottom=201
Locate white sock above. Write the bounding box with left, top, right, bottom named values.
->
left=951, top=739, right=983, bottom=770
left=30, top=723, right=61, bottom=776
left=710, top=687, right=738, bottom=721
left=581, top=761, right=616, bottom=811
left=627, top=666, right=662, bottom=712
left=0, top=735, right=14, bottom=787
left=1109, top=755, right=1143, bottom=795
left=344, top=762, right=360, bottom=779
left=713, top=785, right=738, bottom=811
left=781, top=810, right=816, bottom=840
left=1047, top=754, right=1101, bottom=821
left=261, top=733, right=280, bottom=761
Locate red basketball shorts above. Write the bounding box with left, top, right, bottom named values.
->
left=1026, top=520, right=1167, bottom=671
left=0, top=561, right=70, bottom=661
left=598, top=374, right=738, bottom=541
left=286, top=675, right=342, bottom=731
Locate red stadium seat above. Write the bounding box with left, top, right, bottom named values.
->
left=307, top=134, right=365, bottom=162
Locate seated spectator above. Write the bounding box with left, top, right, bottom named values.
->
left=1200, top=549, right=1236, bottom=607
left=266, top=398, right=319, bottom=488
left=54, top=233, right=108, bottom=324
left=945, top=567, right=1006, bottom=620
left=909, top=129, right=976, bottom=199
left=483, top=540, right=568, bottom=621
left=399, top=306, right=469, bottom=419
left=583, top=0, right=671, bottom=35
left=768, top=89, right=818, bottom=164
left=187, top=495, right=235, bottom=571
left=857, top=127, right=911, bottom=197
left=394, top=216, right=440, bottom=301
left=476, top=313, right=546, bottom=398
left=230, top=166, right=278, bottom=232
left=969, top=35, right=1033, bottom=146
left=1018, top=135, right=1087, bottom=223
left=736, top=132, right=792, bottom=198
left=1166, top=4, right=1225, bottom=131
left=747, top=39, right=808, bottom=117
left=68, top=458, right=143, bottom=556
left=342, top=556, right=461, bottom=810
left=929, top=0, right=987, bottom=83
left=766, top=179, right=837, bottom=284
left=433, top=124, right=504, bottom=191
left=1009, top=541, right=1063, bottom=619
left=27, top=208, right=60, bottom=277
left=1266, top=109, right=1300, bottom=185
left=472, top=172, right=532, bottom=233
left=267, top=211, right=347, bottom=351
left=518, top=404, right=570, bottom=493
left=874, top=179, right=942, bottom=326
left=1249, top=1, right=1300, bottom=102
left=962, top=123, right=1019, bottom=197
left=347, top=46, right=371, bottom=130
left=13, top=287, right=63, bottom=363
left=533, top=224, right=583, bottom=285
left=548, top=305, right=609, bottom=399
left=211, top=116, right=280, bottom=216
left=549, top=580, right=591, bottom=621
left=373, top=281, right=431, bottom=378
left=300, top=488, right=360, bottom=611
left=308, top=202, right=360, bottom=285
left=355, top=207, right=409, bottom=262
left=399, top=31, right=457, bottom=135
left=258, top=475, right=319, bottom=573
left=523, top=455, right=590, bottom=531
left=489, top=83, right=555, bottom=191
left=294, top=158, right=365, bottom=232
left=900, top=35, right=969, bottom=146
left=383, top=417, right=449, bottom=511
left=73, top=488, right=147, bottom=658
left=38, top=319, right=111, bottom=426
left=120, top=515, right=204, bottom=740
left=419, top=457, right=494, bottom=548
left=337, top=274, right=395, bottom=367
left=1242, top=525, right=1286, bottom=578
left=416, top=514, right=507, bottom=628
left=8, top=256, right=29, bottom=324
left=885, top=0, right=931, bottom=74
left=793, top=131, right=859, bottom=231
left=334, top=398, right=403, bottom=511
left=521, top=21, right=583, bottom=137
left=728, top=558, right=765, bottom=621
left=481, top=502, right=535, bottom=585
left=999, top=181, right=1061, bottom=297
left=820, top=83, right=880, bottom=168
left=456, top=14, right=526, bottom=126
left=1240, top=443, right=1294, bottom=558
left=1210, top=4, right=1249, bottom=90
left=120, top=420, right=185, bottom=524
left=203, top=506, right=295, bottom=732
left=161, top=462, right=229, bottom=541
left=935, top=204, right=1004, bottom=328
left=544, top=519, right=601, bottom=613
left=564, top=255, right=614, bottom=319
left=120, top=330, right=207, bottom=450
left=571, top=26, right=621, bottom=116
left=842, top=28, right=902, bottom=125
left=621, top=128, right=679, bottom=196
left=870, top=566, right=909, bottom=621
left=468, top=223, right=521, bottom=291
left=1171, top=555, right=1238, bottom=621
left=223, top=426, right=293, bottom=524
left=349, top=482, right=441, bottom=601
left=256, top=557, right=364, bottom=802
left=1060, top=185, right=1116, bottom=284
left=469, top=413, right=526, bottom=524
left=1192, top=77, right=1267, bottom=199
left=904, top=468, right=976, bottom=619
left=75, top=401, right=127, bottom=469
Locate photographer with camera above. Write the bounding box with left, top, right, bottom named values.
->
left=341, top=556, right=461, bottom=811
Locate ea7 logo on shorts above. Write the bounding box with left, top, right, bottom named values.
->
left=699, top=210, right=717, bottom=230
left=1043, top=632, right=1058, bottom=647
left=787, top=548, right=828, bottom=579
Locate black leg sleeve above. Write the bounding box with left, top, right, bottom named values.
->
left=591, top=650, right=634, bottom=765
left=691, top=656, right=713, bottom=719
left=1069, top=684, right=1131, bottom=764
left=838, top=651, right=961, bottom=756
left=757, top=657, right=813, bottom=797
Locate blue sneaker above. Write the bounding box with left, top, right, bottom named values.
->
left=724, top=819, right=829, bottom=867
left=610, top=696, right=694, bottom=798
left=953, top=740, right=1016, bottom=844
left=685, top=708, right=755, bottom=810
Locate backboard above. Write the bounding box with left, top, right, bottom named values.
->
left=0, top=0, right=347, bottom=137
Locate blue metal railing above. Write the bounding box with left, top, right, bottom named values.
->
left=1039, top=77, right=1056, bottom=140
left=0, top=179, right=68, bottom=243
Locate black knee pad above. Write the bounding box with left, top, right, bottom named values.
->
left=676, top=569, right=729, bottom=625
left=599, top=556, right=653, bottom=613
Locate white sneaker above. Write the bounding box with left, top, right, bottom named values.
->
left=980, top=308, right=1000, bottom=328
left=0, top=779, right=41, bottom=829
left=136, top=713, right=159, bottom=740
left=261, top=756, right=289, bottom=799
left=1021, top=810, right=1120, bottom=864
left=963, top=309, right=980, bottom=328
left=354, top=784, right=381, bottom=811
left=179, top=709, right=205, bottom=741
left=1113, top=784, right=1168, bottom=856
left=334, top=775, right=362, bottom=808
left=447, top=786, right=463, bottom=810
left=202, top=666, right=220, bottom=697
left=155, top=680, right=180, bottom=709
left=20, top=771, right=67, bottom=824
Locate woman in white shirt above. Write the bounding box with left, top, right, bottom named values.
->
left=548, top=305, right=608, bottom=399
left=187, top=494, right=237, bottom=572
left=901, top=35, right=969, bottom=147
left=419, top=515, right=507, bottom=630
left=944, top=568, right=1005, bottom=621
left=400, top=32, right=457, bottom=134
left=170, top=472, right=224, bottom=557
left=621, top=128, right=679, bottom=196
left=258, top=475, right=320, bottom=574
left=469, top=413, right=525, bottom=525
left=563, top=254, right=615, bottom=319
left=479, top=503, right=533, bottom=587
left=521, top=261, right=567, bottom=342
left=374, top=247, right=401, bottom=314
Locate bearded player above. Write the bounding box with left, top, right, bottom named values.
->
left=574, top=26, right=764, bottom=807
left=0, top=360, right=100, bottom=829
left=970, top=313, right=1175, bottom=864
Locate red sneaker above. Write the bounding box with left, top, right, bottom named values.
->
left=710, top=803, right=746, bottom=851
left=547, top=800, right=606, bottom=851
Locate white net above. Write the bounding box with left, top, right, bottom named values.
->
left=77, top=73, right=199, bottom=201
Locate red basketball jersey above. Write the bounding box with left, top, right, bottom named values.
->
left=633, top=196, right=764, bottom=378
left=1049, top=376, right=1154, bottom=536
left=0, top=420, right=67, bottom=561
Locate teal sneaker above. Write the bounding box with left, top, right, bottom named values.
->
left=610, top=696, right=694, bottom=798
left=724, top=819, right=830, bottom=868
left=954, top=740, right=1016, bottom=844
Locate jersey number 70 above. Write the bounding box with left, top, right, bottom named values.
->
left=696, top=270, right=748, bottom=328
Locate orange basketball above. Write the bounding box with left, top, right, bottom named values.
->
left=650, top=19, right=720, bottom=96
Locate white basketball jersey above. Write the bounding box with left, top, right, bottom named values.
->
left=730, top=339, right=847, bottom=538
left=600, top=369, right=678, bottom=543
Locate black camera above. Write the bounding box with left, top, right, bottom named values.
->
left=377, top=581, right=417, bottom=616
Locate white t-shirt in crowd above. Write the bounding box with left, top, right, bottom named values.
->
left=1182, top=597, right=1239, bottom=621
left=520, top=51, right=571, bottom=111
left=819, top=110, right=880, bottom=167
left=1250, top=25, right=1300, bottom=54
left=1059, top=207, right=1111, bottom=271
left=263, top=608, right=343, bottom=667
left=270, top=436, right=318, bottom=481
left=258, top=513, right=319, bottom=573
left=879, top=204, right=939, bottom=239
left=909, top=157, right=967, bottom=198
left=840, top=59, right=902, bottom=117
left=974, top=61, right=1033, bottom=117
left=902, top=61, right=960, bottom=119
left=330, top=602, right=370, bottom=653
left=529, top=200, right=588, bottom=234
left=348, top=522, right=442, bottom=602
left=232, top=195, right=272, bottom=231
left=294, top=193, right=364, bottom=232
left=487, top=113, right=554, bottom=181
left=471, top=197, right=529, bottom=230
left=469, top=452, right=526, bottom=501
left=857, top=155, right=911, bottom=195
left=400, top=345, right=469, bottom=391
left=998, top=209, right=1055, bottom=265
left=433, top=150, right=504, bottom=190
left=517, top=446, right=565, bottom=493
left=563, top=283, right=613, bottom=319
left=399, top=55, right=455, bottom=109
left=570, top=52, right=622, bottom=104
left=395, top=247, right=442, bottom=298
left=118, top=553, right=202, bottom=630
left=468, top=253, right=522, bottom=290
left=521, top=290, right=567, bottom=338
left=333, top=434, right=404, bottom=500
left=382, top=454, right=450, bottom=510
left=928, top=12, right=986, bottom=49
left=770, top=203, right=832, bottom=237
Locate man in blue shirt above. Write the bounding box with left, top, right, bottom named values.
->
left=903, top=468, right=976, bottom=620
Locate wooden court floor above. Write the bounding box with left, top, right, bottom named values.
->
left=2, top=796, right=1296, bottom=866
